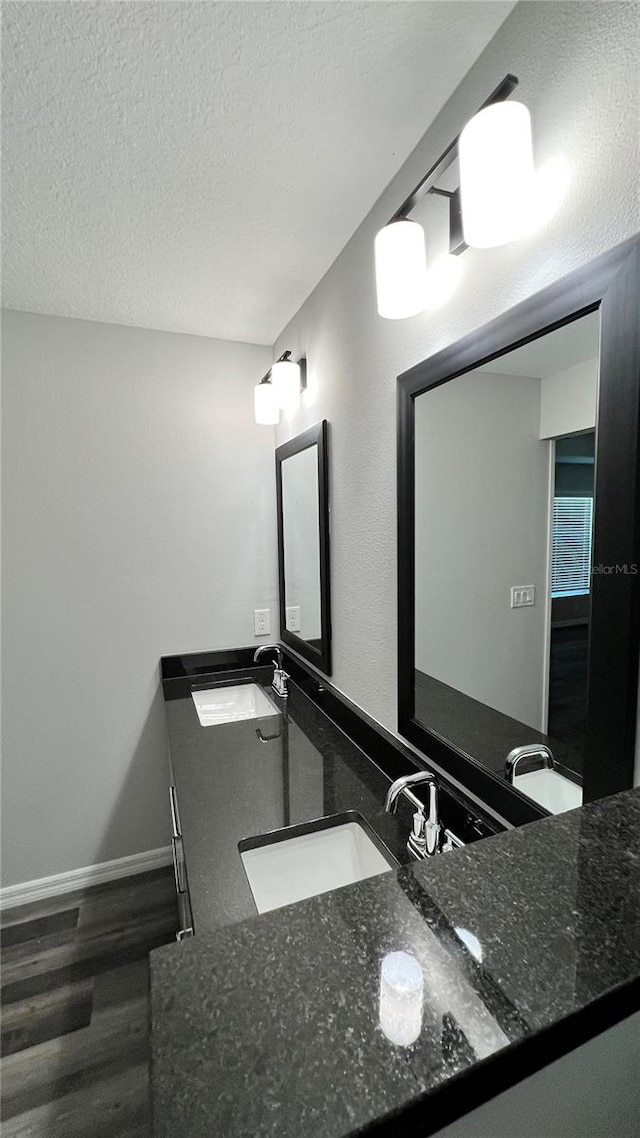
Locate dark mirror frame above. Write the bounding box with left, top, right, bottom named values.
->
left=276, top=420, right=332, bottom=676
left=398, top=239, right=640, bottom=824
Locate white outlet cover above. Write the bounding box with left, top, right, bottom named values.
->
left=253, top=608, right=271, bottom=636
left=286, top=605, right=301, bottom=632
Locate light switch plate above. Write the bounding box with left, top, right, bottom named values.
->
left=286, top=606, right=301, bottom=633
left=511, top=586, right=536, bottom=609
left=254, top=608, right=271, bottom=636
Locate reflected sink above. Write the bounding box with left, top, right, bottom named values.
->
left=239, top=813, right=393, bottom=914
left=514, top=768, right=582, bottom=813
left=191, top=683, right=278, bottom=727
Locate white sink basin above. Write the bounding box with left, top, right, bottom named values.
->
left=240, top=815, right=393, bottom=914
left=514, top=768, right=582, bottom=813
left=191, top=683, right=278, bottom=727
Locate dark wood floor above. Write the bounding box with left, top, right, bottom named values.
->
left=1, top=867, right=178, bottom=1137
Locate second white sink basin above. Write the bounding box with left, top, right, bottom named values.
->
left=514, top=768, right=582, bottom=813
left=191, top=683, right=278, bottom=726
left=240, top=814, right=393, bottom=914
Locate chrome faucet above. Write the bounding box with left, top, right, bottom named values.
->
left=254, top=644, right=290, bottom=698
left=505, top=744, right=555, bottom=783
left=385, top=770, right=441, bottom=859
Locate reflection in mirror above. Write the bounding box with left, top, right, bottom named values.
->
left=282, top=447, right=321, bottom=642
left=276, top=421, right=331, bottom=674
left=414, top=311, right=600, bottom=813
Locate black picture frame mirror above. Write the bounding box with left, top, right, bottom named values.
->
left=276, top=421, right=332, bottom=675
left=397, top=239, right=640, bottom=824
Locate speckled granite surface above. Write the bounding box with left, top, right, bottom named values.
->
left=151, top=670, right=640, bottom=1138
left=163, top=672, right=417, bottom=935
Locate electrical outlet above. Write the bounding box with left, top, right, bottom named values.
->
left=286, top=606, right=301, bottom=633
left=510, top=586, right=535, bottom=609
left=253, top=608, right=271, bottom=636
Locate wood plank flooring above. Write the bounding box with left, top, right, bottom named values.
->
left=1, top=868, right=178, bottom=1136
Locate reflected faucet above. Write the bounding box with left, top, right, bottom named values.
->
left=254, top=644, right=290, bottom=698
left=505, top=744, right=555, bottom=783
left=385, top=771, right=441, bottom=859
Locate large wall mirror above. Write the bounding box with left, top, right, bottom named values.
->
left=276, top=421, right=331, bottom=675
left=398, top=240, right=639, bottom=823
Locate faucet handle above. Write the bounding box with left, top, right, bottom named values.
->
left=272, top=666, right=289, bottom=698
left=407, top=809, right=428, bottom=859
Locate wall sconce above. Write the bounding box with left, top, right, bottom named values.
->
left=254, top=351, right=306, bottom=425
left=374, top=75, right=566, bottom=319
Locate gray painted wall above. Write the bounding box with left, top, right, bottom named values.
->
left=415, top=371, right=550, bottom=731
left=273, top=1, right=640, bottom=779
left=539, top=357, right=598, bottom=439
left=1, top=312, right=275, bottom=887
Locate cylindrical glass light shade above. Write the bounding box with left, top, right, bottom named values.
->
left=459, top=101, right=535, bottom=249
left=271, top=359, right=301, bottom=412
left=374, top=220, right=428, bottom=319
left=254, top=379, right=280, bottom=425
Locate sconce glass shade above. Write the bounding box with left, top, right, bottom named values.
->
left=254, top=379, right=280, bottom=425
left=271, top=359, right=301, bottom=412
left=374, top=219, right=428, bottom=319
left=459, top=101, right=535, bottom=249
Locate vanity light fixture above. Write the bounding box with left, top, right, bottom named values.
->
left=254, top=351, right=306, bottom=425
left=374, top=75, right=565, bottom=319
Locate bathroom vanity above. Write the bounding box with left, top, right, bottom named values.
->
left=150, top=647, right=640, bottom=1138
left=150, top=244, right=640, bottom=1135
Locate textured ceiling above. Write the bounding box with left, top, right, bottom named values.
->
left=2, top=1, right=515, bottom=344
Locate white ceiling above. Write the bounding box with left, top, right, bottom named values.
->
left=2, top=1, right=515, bottom=345
left=485, top=312, right=600, bottom=379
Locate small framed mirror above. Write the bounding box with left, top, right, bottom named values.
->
left=276, top=421, right=331, bottom=674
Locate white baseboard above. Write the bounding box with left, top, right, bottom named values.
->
left=0, top=846, right=173, bottom=912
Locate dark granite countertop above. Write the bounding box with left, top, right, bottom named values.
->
left=151, top=662, right=640, bottom=1138
left=415, top=669, right=583, bottom=784
left=163, top=668, right=416, bottom=934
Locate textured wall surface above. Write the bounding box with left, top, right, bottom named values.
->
left=1, top=1, right=513, bottom=344
left=274, top=1, right=640, bottom=783
left=1, top=312, right=274, bottom=887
